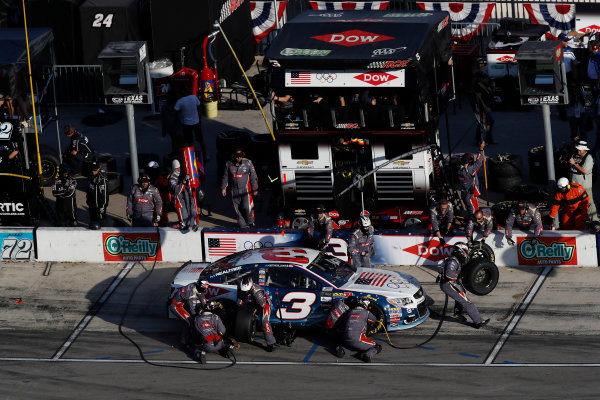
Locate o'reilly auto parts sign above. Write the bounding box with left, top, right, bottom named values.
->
left=517, top=237, right=577, bottom=265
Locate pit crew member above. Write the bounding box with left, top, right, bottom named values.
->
left=457, top=141, right=485, bottom=216
left=236, top=276, right=276, bottom=351
left=191, top=302, right=235, bottom=363
left=549, top=177, right=589, bottom=230
left=220, top=148, right=258, bottom=228
left=349, top=211, right=375, bottom=268
left=466, top=207, right=494, bottom=244
left=306, top=204, right=333, bottom=250
left=169, top=159, right=198, bottom=230
left=52, top=164, right=77, bottom=227
left=169, top=281, right=208, bottom=347
left=126, top=173, right=163, bottom=227
left=430, top=198, right=454, bottom=246
left=505, top=200, right=542, bottom=246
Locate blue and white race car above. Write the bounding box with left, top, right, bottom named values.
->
left=170, top=247, right=429, bottom=335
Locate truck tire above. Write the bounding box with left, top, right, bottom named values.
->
left=39, top=146, right=60, bottom=185
left=234, top=305, right=258, bottom=343
left=469, top=241, right=495, bottom=263
left=462, top=259, right=499, bottom=296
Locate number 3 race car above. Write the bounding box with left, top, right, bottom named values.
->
left=170, top=247, right=429, bottom=339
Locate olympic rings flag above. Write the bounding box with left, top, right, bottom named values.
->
left=416, top=2, right=495, bottom=42
left=308, top=2, right=390, bottom=10
left=250, top=1, right=288, bottom=43
left=524, top=3, right=575, bottom=40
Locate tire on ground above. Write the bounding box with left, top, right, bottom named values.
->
left=234, top=304, right=258, bottom=343
left=488, top=153, right=523, bottom=178
left=462, top=258, right=499, bottom=296
left=469, top=241, right=495, bottom=263
left=38, top=145, right=60, bottom=185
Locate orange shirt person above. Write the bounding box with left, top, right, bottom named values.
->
left=549, top=177, right=589, bottom=230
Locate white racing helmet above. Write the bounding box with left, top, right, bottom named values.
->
left=557, top=177, right=570, bottom=191
left=238, top=276, right=253, bottom=292
left=359, top=210, right=371, bottom=228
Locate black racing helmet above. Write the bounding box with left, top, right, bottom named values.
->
left=314, top=204, right=326, bottom=214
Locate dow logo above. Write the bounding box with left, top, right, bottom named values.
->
left=354, top=72, right=398, bottom=86
left=496, top=55, right=515, bottom=63
left=403, top=241, right=453, bottom=262
left=311, top=30, right=393, bottom=47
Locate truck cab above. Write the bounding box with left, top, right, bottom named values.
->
left=264, top=10, right=454, bottom=227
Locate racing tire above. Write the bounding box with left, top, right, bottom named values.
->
left=490, top=174, right=523, bottom=192
left=403, top=216, right=424, bottom=229
left=234, top=305, right=258, bottom=343
left=505, top=184, right=539, bottom=202
left=366, top=303, right=386, bottom=336
left=39, top=144, right=60, bottom=185
left=106, top=172, right=123, bottom=195
left=462, top=259, right=499, bottom=296
left=469, top=241, right=495, bottom=263
left=488, top=154, right=523, bottom=178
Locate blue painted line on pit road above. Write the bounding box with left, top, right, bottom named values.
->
left=503, top=361, right=520, bottom=364
left=459, top=353, right=480, bottom=358
left=94, top=356, right=111, bottom=360
left=303, top=340, right=321, bottom=363
left=142, top=350, right=164, bottom=355
left=418, top=345, right=435, bottom=351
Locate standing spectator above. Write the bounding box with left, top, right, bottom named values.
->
left=549, top=178, right=589, bottom=230
left=505, top=201, right=542, bottom=246
left=466, top=207, right=494, bottom=244
left=457, top=141, right=485, bottom=216
left=305, top=203, right=333, bottom=250
left=146, top=161, right=170, bottom=226
left=0, top=93, right=15, bottom=119
left=86, top=160, right=108, bottom=230
left=126, top=173, right=163, bottom=227
left=63, top=124, right=94, bottom=175
left=236, top=276, right=276, bottom=352
left=349, top=211, right=375, bottom=268
left=51, top=164, right=77, bottom=227
left=569, top=141, right=597, bottom=222
left=560, top=33, right=578, bottom=86
left=430, top=198, right=454, bottom=246
left=220, top=148, right=258, bottom=228
left=169, top=159, right=198, bottom=230
left=173, top=88, right=208, bottom=162
left=472, top=72, right=496, bottom=145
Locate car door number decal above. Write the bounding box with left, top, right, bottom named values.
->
left=276, top=292, right=317, bottom=319
left=1, top=237, right=33, bottom=260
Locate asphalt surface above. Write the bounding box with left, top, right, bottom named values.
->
left=1, top=261, right=600, bottom=398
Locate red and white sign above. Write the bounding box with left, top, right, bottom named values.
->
left=311, top=30, right=393, bottom=47
left=517, top=236, right=577, bottom=266
left=580, top=24, right=600, bottom=33
left=402, top=240, right=454, bottom=262
left=204, top=286, right=231, bottom=299
left=285, top=69, right=405, bottom=87
left=496, top=55, right=516, bottom=63
left=487, top=52, right=519, bottom=79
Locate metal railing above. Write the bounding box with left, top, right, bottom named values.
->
left=43, top=65, right=104, bottom=105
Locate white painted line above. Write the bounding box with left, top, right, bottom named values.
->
left=2, top=357, right=600, bottom=367
left=51, top=262, right=136, bottom=360
left=484, top=265, right=553, bottom=365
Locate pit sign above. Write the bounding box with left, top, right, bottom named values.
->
left=103, top=232, right=162, bottom=261
left=517, top=237, right=577, bottom=265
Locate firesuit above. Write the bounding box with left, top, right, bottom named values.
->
left=52, top=169, right=77, bottom=227
left=221, top=157, right=258, bottom=228
left=192, top=311, right=227, bottom=355
left=86, top=167, right=108, bottom=229
left=466, top=207, right=494, bottom=242
left=237, top=282, right=276, bottom=348
left=430, top=201, right=454, bottom=235
left=169, top=283, right=207, bottom=345
left=457, top=149, right=484, bottom=215
left=439, top=255, right=485, bottom=325
left=549, top=182, right=589, bottom=230
left=64, top=129, right=94, bottom=174
left=169, top=172, right=198, bottom=230
left=327, top=300, right=379, bottom=362
left=349, top=225, right=375, bottom=268
left=505, top=202, right=542, bottom=239
left=147, top=162, right=170, bottom=226
left=126, top=182, right=163, bottom=227
left=306, top=214, right=333, bottom=250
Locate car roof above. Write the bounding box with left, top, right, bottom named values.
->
left=232, top=247, right=322, bottom=268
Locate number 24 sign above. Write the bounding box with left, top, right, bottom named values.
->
left=0, top=233, right=34, bottom=261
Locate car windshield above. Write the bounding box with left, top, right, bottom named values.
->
left=306, top=253, right=356, bottom=287
left=199, top=254, right=243, bottom=279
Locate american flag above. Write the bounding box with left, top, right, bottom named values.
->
left=207, top=237, right=237, bottom=256
left=290, top=71, right=311, bottom=84
left=355, top=271, right=391, bottom=287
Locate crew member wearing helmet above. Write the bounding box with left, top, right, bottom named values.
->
left=457, top=141, right=486, bottom=216
left=505, top=200, right=542, bottom=246
left=169, top=280, right=208, bottom=347
left=349, top=211, right=375, bottom=268
left=306, top=204, right=333, bottom=250
left=52, top=164, right=77, bottom=227
left=191, top=301, right=236, bottom=363
left=236, top=276, right=276, bottom=351
left=549, top=177, right=589, bottom=230
left=169, top=159, right=198, bottom=230
left=86, top=159, right=108, bottom=230
left=126, top=173, right=163, bottom=227
left=220, top=148, right=258, bottom=228
left=439, top=243, right=489, bottom=329
left=466, top=207, right=494, bottom=244
left=328, top=297, right=381, bottom=363
left=146, top=161, right=170, bottom=226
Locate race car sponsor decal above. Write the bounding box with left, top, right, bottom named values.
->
left=496, top=55, right=516, bottom=63
left=0, top=202, right=26, bottom=216
left=517, top=237, right=577, bottom=265
left=355, top=271, right=391, bottom=287
left=204, top=286, right=231, bottom=299
left=0, top=232, right=34, bottom=261
left=402, top=240, right=453, bottom=262
left=354, top=71, right=398, bottom=86
left=259, top=248, right=309, bottom=263
left=371, top=47, right=407, bottom=57
left=103, top=232, right=162, bottom=261
left=280, top=48, right=331, bottom=56
left=332, top=291, right=353, bottom=298
left=286, top=69, right=404, bottom=87
left=0, top=121, right=14, bottom=140
left=579, top=24, right=600, bottom=33
left=366, top=60, right=410, bottom=69
left=311, top=30, right=393, bottom=47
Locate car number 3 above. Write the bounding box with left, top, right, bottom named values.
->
left=275, top=292, right=317, bottom=320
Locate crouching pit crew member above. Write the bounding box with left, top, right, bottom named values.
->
left=466, top=207, right=494, bottom=244
left=168, top=281, right=208, bottom=347
left=191, top=301, right=236, bottom=363
left=505, top=200, right=542, bottom=246
left=439, top=243, right=489, bottom=329
left=430, top=198, right=454, bottom=246
left=236, top=276, right=277, bottom=352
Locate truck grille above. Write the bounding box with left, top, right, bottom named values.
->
left=295, top=170, right=333, bottom=201
left=375, top=170, right=414, bottom=201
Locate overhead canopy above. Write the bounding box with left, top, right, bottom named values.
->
left=265, top=10, right=452, bottom=70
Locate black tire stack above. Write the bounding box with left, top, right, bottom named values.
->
left=528, top=146, right=547, bottom=185
left=216, top=130, right=253, bottom=179
left=488, top=153, right=523, bottom=191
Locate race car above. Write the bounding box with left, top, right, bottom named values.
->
left=170, top=247, right=429, bottom=337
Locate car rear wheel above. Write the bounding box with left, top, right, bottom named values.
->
left=234, top=304, right=258, bottom=343
left=462, top=259, right=499, bottom=296
left=367, top=303, right=386, bottom=336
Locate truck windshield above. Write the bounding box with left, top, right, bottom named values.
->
left=307, top=254, right=356, bottom=287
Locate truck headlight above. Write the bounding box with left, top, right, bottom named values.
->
left=387, top=297, right=411, bottom=307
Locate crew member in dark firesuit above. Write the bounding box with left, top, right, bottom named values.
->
left=349, top=211, right=375, bottom=268
left=430, top=198, right=454, bottom=246
left=63, top=124, right=94, bottom=175
left=236, top=276, right=277, bottom=351
left=190, top=301, right=236, bottom=363
left=168, top=280, right=208, bottom=347
left=457, top=141, right=486, bottom=216
left=326, top=297, right=381, bottom=363
left=439, top=243, right=489, bottom=328
left=466, top=207, right=495, bottom=244
left=52, top=164, right=77, bottom=227
left=146, top=161, right=169, bottom=226
left=169, top=159, right=198, bottom=230
left=220, top=148, right=258, bottom=228
left=505, top=200, right=542, bottom=246
left=126, top=173, right=163, bottom=227
left=86, top=160, right=108, bottom=230
left=305, top=204, right=333, bottom=250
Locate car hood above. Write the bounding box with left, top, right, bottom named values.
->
left=339, top=268, right=421, bottom=297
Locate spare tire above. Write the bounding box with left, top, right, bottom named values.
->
left=38, top=145, right=60, bottom=185
left=96, top=153, right=117, bottom=173
left=106, top=172, right=123, bottom=195
left=505, top=184, right=539, bottom=202
left=469, top=241, right=495, bottom=263
left=488, top=153, right=523, bottom=178
left=462, top=258, right=499, bottom=296
left=490, top=174, right=523, bottom=192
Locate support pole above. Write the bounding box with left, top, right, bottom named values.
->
left=542, top=104, right=556, bottom=188
left=126, top=104, right=139, bottom=182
